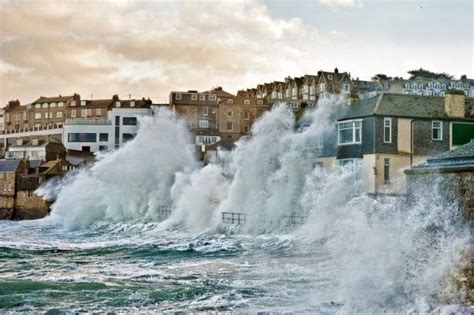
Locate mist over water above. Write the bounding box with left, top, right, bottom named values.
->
left=4, top=98, right=470, bottom=312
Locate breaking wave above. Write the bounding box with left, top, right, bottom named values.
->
left=34, top=97, right=470, bottom=312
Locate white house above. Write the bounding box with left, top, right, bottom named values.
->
left=63, top=107, right=152, bottom=153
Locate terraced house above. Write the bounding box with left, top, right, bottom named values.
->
left=317, top=90, right=474, bottom=195
left=254, top=68, right=356, bottom=112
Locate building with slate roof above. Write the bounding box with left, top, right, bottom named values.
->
left=315, top=90, right=474, bottom=195
left=405, top=140, right=474, bottom=220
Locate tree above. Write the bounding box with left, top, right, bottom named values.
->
left=407, top=68, right=453, bottom=80
left=371, top=74, right=392, bottom=81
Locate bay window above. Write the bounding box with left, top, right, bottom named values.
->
left=338, top=120, right=362, bottom=145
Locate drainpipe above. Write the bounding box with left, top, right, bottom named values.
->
left=410, top=119, right=414, bottom=166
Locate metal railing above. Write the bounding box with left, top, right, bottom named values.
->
left=221, top=212, right=247, bottom=225
left=65, top=118, right=112, bottom=125
left=157, top=205, right=172, bottom=220
left=281, top=215, right=308, bottom=225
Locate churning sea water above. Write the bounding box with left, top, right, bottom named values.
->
left=0, top=99, right=470, bottom=313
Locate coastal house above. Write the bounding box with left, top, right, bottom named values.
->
left=317, top=90, right=474, bottom=195
left=63, top=97, right=152, bottom=153
left=6, top=137, right=66, bottom=161
left=405, top=139, right=474, bottom=220
left=170, top=89, right=220, bottom=147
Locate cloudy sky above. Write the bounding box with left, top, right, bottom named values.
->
left=0, top=0, right=472, bottom=105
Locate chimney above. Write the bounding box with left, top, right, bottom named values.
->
left=334, top=67, right=339, bottom=74
left=444, top=90, right=465, bottom=118
left=112, top=94, right=119, bottom=102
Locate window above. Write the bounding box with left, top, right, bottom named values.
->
left=227, top=99, right=233, bottom=104
left=81, top=109, right=87, bottom=117
left=50, top=102, right=56, bottom=108
left=209, top=94, right=217, bottom=101
left=337, top=120, right=362, bottom=145
left=122, top=133, right=135, bottom=143
left=432, top=121, right=443, bottom=140
left=71, top=110, right=76, bottom=118
left=257, top=100, right=263, bottom=105
left=211, top=107, right=216, bottom=114
left=226, top=121, right=233, bottom=131
left=96, top=108, right=102, bottom=116
left=42, top=103, right=48, bottom=108
left=384, top=158, right=391, bottom=182
left=130, top=101, right=135, bottom=107
left=320, top=82, right=326, bottom=92
left=202, top=106, right=208, bottom=115
left=58, top=102, right=64, bottom=107
left=56, top=111, right=63, bottom=118
left=244, top=100, right=250, bottom=105
left=199, top=94, right=205, bottom=101
left=70, top=101, right=76, bottom=106
left=383, top=118, right=392, bottom=143
left=199, top=120, right=209, bottom=128
left=99, top=145, right=108, bottom=151
left=175, top=93, right=182, bottom=100
left=86, top=109, right=92, bottom=116
left=191, top=94, right=198, bottom=101
left=34, top=113, right=41, bottom=120
left=338, top=158, right=361, bottom=169
left=244, top=111, right=250, bottom=120
left=227, top=110, right=233, bottom=117
left=45, top=112, right=50, bottom=119
left=99, top=133, right=109, bottom=141
left=68, top=133, right=97, bottom=142
left=343, top=84, right=350, bottom=92
left=23, top=112, right=27, bottom=121
left=80, top=100, right=86, bottom=106
left=116, top=101, right=121, bottom=107
left=327, top=74, right=333, bottom=80
left=123, top=117, right=137, bottom=125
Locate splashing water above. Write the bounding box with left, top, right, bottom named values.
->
left=2, top=98, right=469, bottom=313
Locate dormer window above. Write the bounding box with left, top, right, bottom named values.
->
left=42, top=103, right=48, bottom=108
left=58, top=102, right=64, bottom=107
left=327, top=74, right=333, bottom=80
left=209, top=94, right=217, bottom=101
left=70, top=101, right=76, bottom=106
left=130, top=101, right=135, bottom=107
left=116, top=101, right=121, bottom=107
left=191, top=94, right=198, bottom=101
left=175, top=93, right=182, bottom=100
left=199, top=94, right=205, bottom=101
left=227, top=99, right=233, bottom=104
left=50, top=102, right=56, bottom=108
left=80, top=100, right=86, bottom=106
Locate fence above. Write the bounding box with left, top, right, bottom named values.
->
left=221, top=212, right=247, bottom=225
left=157, top=205, right=173, bottom=220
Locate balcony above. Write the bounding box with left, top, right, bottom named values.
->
left=65, top=118, right=112, bottom=125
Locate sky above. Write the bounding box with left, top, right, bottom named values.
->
left=0, top=0, right=472, bottom=105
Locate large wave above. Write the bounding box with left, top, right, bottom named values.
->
left=37, top=96, right=470, bottom=312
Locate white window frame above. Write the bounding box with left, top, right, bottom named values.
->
left=96, top=108, right=102, bottom=116
left=202, top=106, right=208, bottom=115
left=71, top=110, right=76, bottom=118
left=191, top=94, right=198, bottom=101
left=80, top=100, right=86, bottom=106
left=34, top=112, right=41, bottom=120
left=70, top=101, right=76, bottom=107
left=198, top=120, right=209, bottom=128
left=56, top=111, right=63, bottom=118
left=175, top=93, right=182, bottom=100
left=337, top=119, right=362, bottom=145
left=81, top=109, right=87, bottom=118
left=199, top=94, right=205, bottom=101
left=227, top=99, right=233, bottom=104
left=383, top=117, right=392, bottom=143
left=244, top=99, right=250, bottom=105
left=209, top=94, right=217, bottom=101
left=432, top=121, right=443, bottom=141
left=226, top=121, right=233, bottom=131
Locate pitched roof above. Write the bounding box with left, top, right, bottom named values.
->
left=0, top=160, right=22, bottom=172
left=341, top=93, right=474, bottom=121
left=33, top=95, right=74, bottom=104
left=428, top=140, right=474, bottom=162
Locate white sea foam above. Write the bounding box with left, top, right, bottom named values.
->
left=36, top=96, right=470, bottom=312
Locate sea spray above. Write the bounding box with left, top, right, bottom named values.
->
left=39, top=108, right=198, bottom=229
left=34, top=96, right=470, bottom=312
